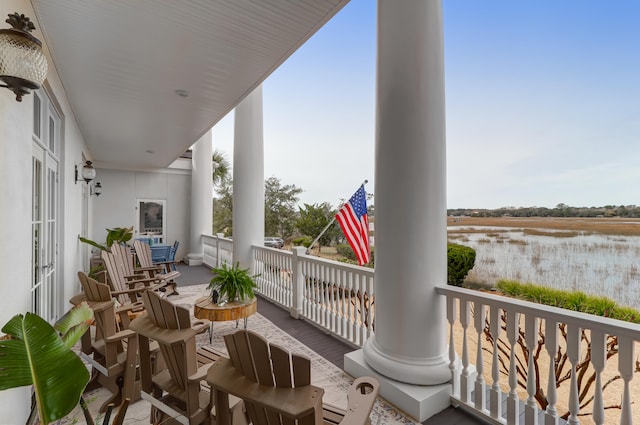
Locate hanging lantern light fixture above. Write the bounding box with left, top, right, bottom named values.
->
left=92, top=182, right=102, bottom=197
left=75, top=161, right=96, bottom=184
left=0, top=13, right=48, bottom=102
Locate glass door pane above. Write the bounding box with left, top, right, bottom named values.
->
left=31, top=150, right=43, bottom=317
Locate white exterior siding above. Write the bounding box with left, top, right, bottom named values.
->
left=92, top=168, right=191, bottom=260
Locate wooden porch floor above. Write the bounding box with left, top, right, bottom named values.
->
left=175, top=263, right=487, bottom=425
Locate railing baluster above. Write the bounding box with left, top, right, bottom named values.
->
left=489, top=306, right=501, bottom=420
left=348, top=271, right=355, bottom=343
left=525, top=314, right=539, bottom=425
left=447, top=295, right=459, bottom=398
left=474, top=301, right=486, bottom=412
left=336, top=269, right=344, bottom=338
left=329, top=267, right=335, bottom=332
left=618, top=335, right=634, bottom=425
left=567, top=324, right=581, bottom=425
left=460, top=298, right=472, bottom=403
left=319, top=264, right=326, bottom=326
left=545, top=319, right=559, bottom=425
left=591, top=329, right=605, bottom=425
left=312, top=262, right=320, bottom=324
left=353, top=274, right=362, bottom=345
left=365, top=275, right=374, bottom=342
left=302, top=260, right=309, bottom=318
left=506, top=309, right=520, bottom=425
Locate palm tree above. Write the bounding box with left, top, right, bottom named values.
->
left=212, top=149, right=231, bottom=194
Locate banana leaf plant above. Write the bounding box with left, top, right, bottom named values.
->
left=79, top=226, right=134, bottom=252
left=0, top=303, right=93, bottom=425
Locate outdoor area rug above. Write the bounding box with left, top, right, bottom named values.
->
left=62, top=284, right=419, bottom=425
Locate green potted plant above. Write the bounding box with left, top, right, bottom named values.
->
left=0, top=303, right=129, bottom=424
left=78, top=226, right=134, bottom=252
left=208, top=262, right=259, bottom=304
left=79, top=226, right=134, bottom=279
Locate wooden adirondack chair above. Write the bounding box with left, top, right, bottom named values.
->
left=207, top=330, right=380, bottom=425
left=101, top=248, right=167, bottom=305
left=77, top=271, right=142, bottom=412
left=130, top=290, right=247, bottom=425
left=133, top=239, right=181, bottom=282
left=116, top=242, right=179, bottom=295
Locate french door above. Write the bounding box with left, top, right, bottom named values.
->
left=31, top=91, right=61, bottom=322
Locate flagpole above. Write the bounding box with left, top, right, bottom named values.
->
left=305, top=179, right=368, bottom=255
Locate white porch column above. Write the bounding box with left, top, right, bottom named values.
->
left=232, top=85, right=264, bottom=270
left=185, top=130, right=213, bottom=265
left=345, top=1, right=450, bottom=420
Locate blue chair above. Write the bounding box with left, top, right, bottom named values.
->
left=166, top=240, right=179, bottom=271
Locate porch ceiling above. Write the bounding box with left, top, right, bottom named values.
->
left=31, top=0, right=349, bottom=169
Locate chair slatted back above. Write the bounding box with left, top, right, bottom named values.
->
left=133, top=239, right=154, bottom=269
left=78, top=270, right=111, bottom=303
left=111, top=243, right=140, bottom=277
left=223, top=331, right=319, bottom=425
left=77, top=271, right=138, bottom=412
left=143, top=291, right=197, bottom=389
left=167, top=240, right=180, bottom=271
left=208, top=330, right=379, bottom=425
left=131, top=290, right=214, bottom=425
left=133, top=240, right=181, bottom=286
left=101, top=249, right=135, bottom=304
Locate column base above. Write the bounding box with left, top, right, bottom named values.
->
left=184, top=253, right=204, bottom=266
left=344, top=349, right=451, bottom=422
left=362, top=337, right=450, bottom=385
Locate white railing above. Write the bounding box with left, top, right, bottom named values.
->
left=297, top=253, right=375, bottom=347
left=202, top=234, right=640, bottom=423
left=203, top=233, right=233, bottom=268
left=252, top=246, right=374, bottom=347
left=253, top=246, right=293, bottom=309
left=437, top=285, right=640, bottom=425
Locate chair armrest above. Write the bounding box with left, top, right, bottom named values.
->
left=111, top=287, right=145, bottom=297
left=188, top=362, right=213, bottom=383
left=207, top=358, right=324, bottom=419
left=134, top=266, right=164, bottom=272
left=105, top=328, right=136, bottom=343
left=192, top=320, right=211, bottom=334
left=115, top=301, right=144, bottom=313
left=125, top=276, right=162, bottom=286
left=124, top=272, right=156, bottom=281
left=153, top=260, right=179, bottom=268
left=338, top=377, right=380, bottom=425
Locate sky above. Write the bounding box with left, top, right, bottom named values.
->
left=211, top=0, right=640, bottom=210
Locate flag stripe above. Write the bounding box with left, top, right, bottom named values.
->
left=336, top=185, right=370, bottom=265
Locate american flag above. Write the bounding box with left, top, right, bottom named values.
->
left=336, top=185, right=370, bottom=265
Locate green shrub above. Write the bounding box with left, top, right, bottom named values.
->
left=496, top=280, right=640, bottom=323
left=335, top=244, right=375, bottom=266
left=336, top=243, right=356, bottom=260
left=293, top=236, right=313, bottom=247
left=447, top=243, right=476, bottom=286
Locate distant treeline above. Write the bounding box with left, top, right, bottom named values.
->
left=448, top=203, right=640, bottom=218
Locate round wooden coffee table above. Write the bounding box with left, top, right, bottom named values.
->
left=194, top=297, right=257, bottom=343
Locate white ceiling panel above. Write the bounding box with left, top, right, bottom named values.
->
left=31, top=0, right=349, bottom=169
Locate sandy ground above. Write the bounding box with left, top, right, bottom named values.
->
left=451, top=321, right=639, bottom=425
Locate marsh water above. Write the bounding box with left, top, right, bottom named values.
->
left=448, top=226, right=640, bottom=309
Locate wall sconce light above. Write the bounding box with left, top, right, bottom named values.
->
left=0, top=13, right=48, bottom=102
left=91, top=182, right=102, bottom=197
left=75, top=161, right=96, bottom=184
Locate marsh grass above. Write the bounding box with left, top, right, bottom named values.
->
left=506, top=238, right=528, bottom=245
left=453, top=218, right=640, bottom=308
left=523, top=229, right=581, bottom=238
